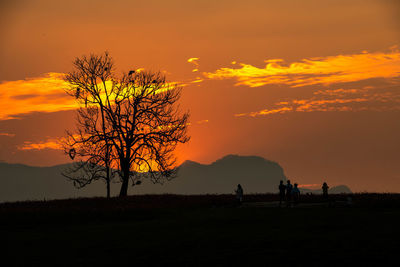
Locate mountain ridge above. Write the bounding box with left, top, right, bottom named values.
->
left=0, top=154, right=351, bottom=202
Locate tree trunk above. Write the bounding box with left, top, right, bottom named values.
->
left=119, top=165, right=130, bottom=197
left=119, top=177, right=129, bottom=196
left=106, top=167, right=110, bottom=199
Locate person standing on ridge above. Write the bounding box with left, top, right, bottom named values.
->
left=235, top=184, right=244, bottom=205
left=278, top=180, right=286, bottom=206
left=322, top=182, right=329, bottom=200
left=292, top=183, right=300, bottom=205
left=286, top=180, right=293, bottom=206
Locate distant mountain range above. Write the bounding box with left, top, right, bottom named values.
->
left=0, top=155, right=351, bottom=202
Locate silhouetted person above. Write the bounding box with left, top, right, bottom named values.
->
left=286, top=180, right=293, bottom=206
left=292, top=183, right=300, bottom=205
left=235, top=184, right=243, bottom=205
left=322, top=182, right=329, bottom=200
left=279, top=180, right=286, bottom=206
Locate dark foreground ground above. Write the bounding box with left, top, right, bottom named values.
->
left=1, top=194, right=400, bottom=266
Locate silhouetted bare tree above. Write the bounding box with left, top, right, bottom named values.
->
left=62, top=52, right=115, bottom=198
left=62, top=52, right=190, bottom=197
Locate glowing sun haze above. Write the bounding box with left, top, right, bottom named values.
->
left=0, top=0, right=399, bottom=192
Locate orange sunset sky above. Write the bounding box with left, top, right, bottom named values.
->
left=0, top=0, right=399, bottom=192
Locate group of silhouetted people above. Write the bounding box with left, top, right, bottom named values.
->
left=279, top=180, right=330, bottom=207
left=279, top=180, right=301, bottom=207
left=235, top=181, right=330, bottom=207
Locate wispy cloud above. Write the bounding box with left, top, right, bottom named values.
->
left=17, top=138, right=63, bottom=150
left=187, top=57, right=200, bottom=72
left=205, top=48, right=400, bottom=87
left=196, top=119, right=209, bottom=124
left=0, top=132, right=15, bottom=137
left=0, top=71, right=186, bottom=120
left=235, top=107, right=293, bottom=117
left=191, top=77, right=204, bottom=84
left=235, top=87, right=400, bottom=117
left=0, top=73, right=76, bottom=120
left=178, top=77, right=204, bottom=87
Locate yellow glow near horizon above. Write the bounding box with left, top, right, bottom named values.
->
left=133, top=159, right=158, bottom=173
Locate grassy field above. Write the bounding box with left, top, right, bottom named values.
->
left=1, top=194, right=400, bottom=266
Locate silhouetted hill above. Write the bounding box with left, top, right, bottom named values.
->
left=0, top=155, right=351, bottom=202
left=148, top=154, right=287, bottom=194
left=0, top=162, right=111, bottom=202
